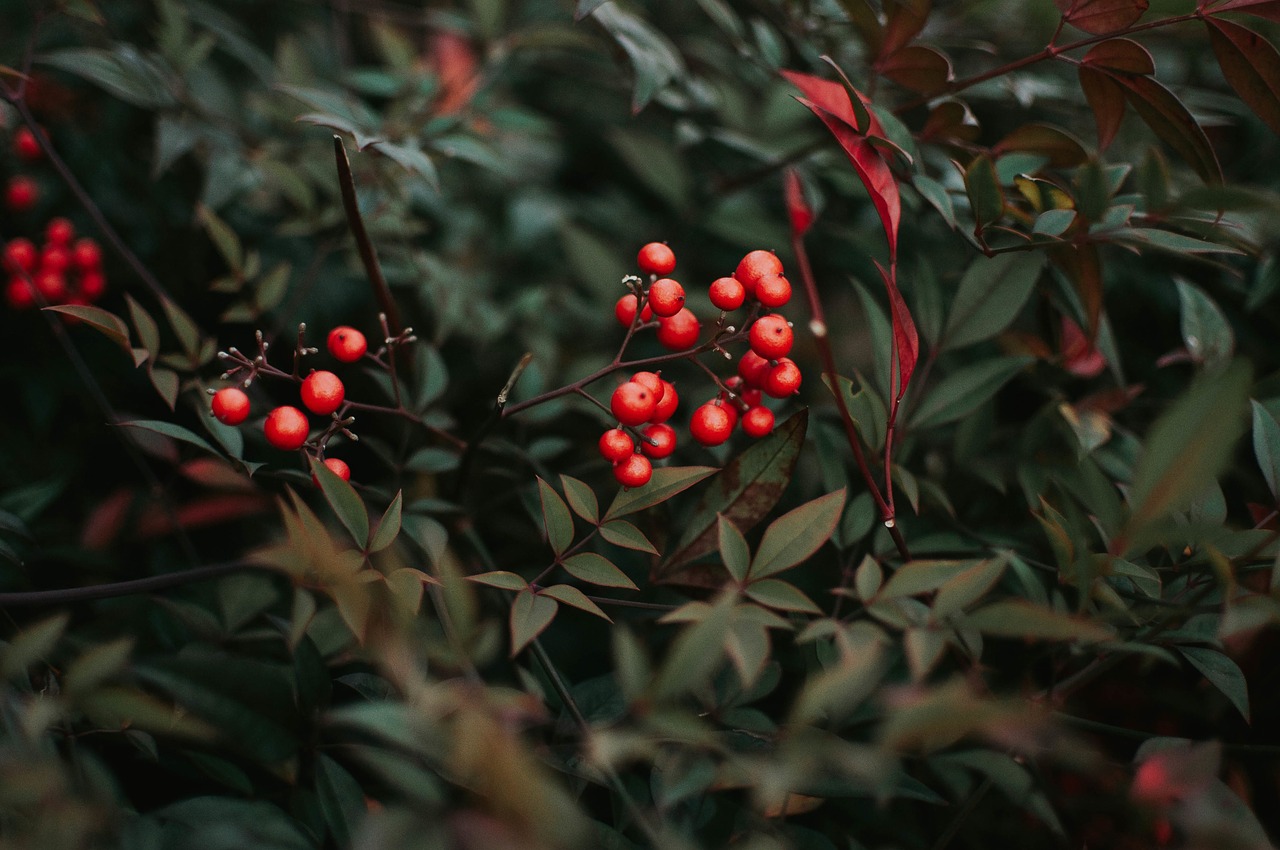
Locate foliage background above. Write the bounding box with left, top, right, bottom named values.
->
left=1, top=0, right=1280, bottom=848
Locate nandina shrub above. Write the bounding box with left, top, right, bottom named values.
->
left=1, top=1, right=1279, bottom=849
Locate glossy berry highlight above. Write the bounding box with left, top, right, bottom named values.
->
left=301, top=370, right=346, bottom=416
left=708, top=276, right=745, bottom=311
left=749, top=314, right=793, bottom=359
left=651, top=379, right=679, bottom=423
left=734, top=250, right=783, bottom=296
left=599, top=428, right=635, bottom=463
left=211, top=387, right=251, bottom=425
left=647, top=278, right=685, bottom=317
left=690, top=403, right=734, bottom=447
left=742, top=406, right=774, bottom=438
left=656, top=308, right=700, bottom=350
left=327, top=326, right=367, bottom=363
left=764, top=358, right=803, bottom=398
left=614, top=453, right=653, bottom=488
left=264, top=406, right=310, bottom=450
left=641, top=423, right=677, bottom=459
left=614, top=293, right=653, bottom=327
left=755, top=273, right=792, bottom=308
left=636, top=242, right=676, bottom=276
left=611, top=381, right=657, bottom=426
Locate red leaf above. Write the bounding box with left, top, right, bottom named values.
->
left=1081, top=37, right=1155, bottom=74
left=1206, top=0, right=1280, bottom=23
left=795, top=97, right=900, bottom=260
left=875, top=260, right=919, bottom=402
left=1205, top=18, right=1280, bottom=137
left=878, top=44, right=954, bottom=94
left=993, top=123, right=1089, bottom=166
left=881, top=0, right=932, bottom=56
left=784, top=168, right=815, bottom=236
left=1118, top=75, right=1222, bottom=183
left=1054, top=0, right=1149, bottom=34
left=920, top=99, right=981, bottom=143
left=1061, top=315, right=1107, bottom=377
left=781, top=70, right=882, bottom=135
left=1079, top=66, right=1128, bottom=150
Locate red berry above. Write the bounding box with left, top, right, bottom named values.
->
left=301, top=370, right=346, bottom=416
left=3, top=239, right=37, bottom=274
left=72, top=238, right=101, bottom=271
left=614, top=453, right=653, bottom=488
left=651, top=379, right=679, bottom=423
left=656, top=307, right=700, bottom=350
left=764, top=358, right=802, bottom=398
left=79, top=271, right=105, bottom=301
left=611, top=381, right=657, bottom=426
left=742, top=406, right=774, bottom=438
left=690, top=403, right=734, bottom=447
left=35, top=271, right=66, bottom=302
left=40, top=245, right=70, bottom=275
left=708, top=276, right=745, bottom=311
left=45, top=218, right=75, bottom=246
left=647, top=278, right=685, bottom=317
left=738, top=350, right=771, bottom=387
left=641, top=423, right=677, bottom=459
left=749, top=314, right=793, bottom=359
left=599, top=428, right=635, bottom=463
left=734, top=250, right=784, bottom=297
left=5, top=278, right=34, bottom=310
left=614, top=293, right=653, bottom=327
left=13, top=127, right=41, bottom=161
left=211, top=387, right=251, bottom=425
left=313, top=457, right=351, bottom=485
left=264, top=405, right=310, bottom=451
left=722, top=400, right=740, bottom=431
left=327, top=326, right=367, bottom=362
left=741, top=387, right=763, bottom=408
left=630, top=371, right=665, bottom=403
left=5, top=176, right=37, bottom=212
left=755, top=273, right=792, bottom=308
left=637, top=242, right=676, bottom=276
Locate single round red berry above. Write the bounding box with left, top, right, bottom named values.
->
left=734, top=250, right=784, bottom=297
left=614, top=453, right=653, bottom=488
left=709, top=276, right=745, bottom=311
left=13, top=127, right=41, bottom=161
left=749, top=314, right=793, bottom=360
left=3, top=238, right=37, bottom=274
left=264, top=405, right=310, bottom=451
left=35, top=271, right=66, bottom=302
left=45, top=218, right=75, bottom=246
left=741, top=386, right=763, bottom=408
left=327, top=326, right=367, bottom=362
left=738, top=350, right=772, bottom=387
left=313, top=457, right=351, bottom=485
left=611, top=381, right=657, bottom=426
left=641, top=423, right=677, bottom=459
left=211, top=387, right=251, bottom=425
left=647, top=278, right=685, bottom=317
left=764, top=358, right=803, bottom=398
left=72, top=238, right=101, bottom=271
left=637, top=242, right=676, bottom=276
left=630, top=371, right=665, bottom=402
left=656, top=307, right=700, bottom=350
left=5, top=176, right=37, bottom=212
left=755, top=273, right=792, bottom=308
left=742, top=406, right=775, bottom=438
left=40, top=246, right=70, bottom=276
left=5, top=278, right=34, bottom=310
left=599, top=428, right=635, bottom=463
left=301, top=370, right=346, bottom=416
left=79, top=271, right=105, bottom=301
left=690, top=403, right=734, bottom=447
left=651, top=379, right=679, bottom=423
left=614, top=293, right=653, bottom=327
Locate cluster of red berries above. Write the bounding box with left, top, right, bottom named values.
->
left=209, top=325, right=368, bottom=483
left=3, top=218, right=105, bottom=310
left=5, top=127, right=41, bottom=215
left=600, top=243, right=803, bottom=488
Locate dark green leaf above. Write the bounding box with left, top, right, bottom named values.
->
left=719, top=515, right=750, bottom=582
left=313, top=459, right=370, bottom=548
left=45, top=305, right=132, bottom=354
left=744, top=578, right=822, bottom=614
left=964, top=154, right=1004, bottom=227
left=538, top=477, right=575, bottom=556
left=966, top=600, right=1114, bottom=641
left=467, top=571, right=529, bottom=591
left=368, top=491, right=402, bottom=553
left=910, top=356, right=1033, bottom=429
left=510, top=589, right=558, bottom=656
left=598, top=519, right=657, bottom=554
left=605, top=466, right=717, bottom=521
left=1206, top=18, right=1280, bottom=138
left=1, top=613, right=68, bottom=681
left=316, top=755, right=364, bottom=846
left=120, top=419, right=220, bottom=456
left=541, top=584, right=611, bottom=621
left=562, top=553, right=637, bottom=589
left=881, top=559, right=980, bottom=599
left=749, top=489, right=846, bottom=579
left=1251, top=400, right=1280, bottom=501
left=1176, top=278, right=1234, bottom=366
left=591, top=4, right=685, bottom=113
left=1179, top=646, right=1251, bottom=722
left=942, top=253, right=1045, bottom=350
left=1106, top=228, right=1243, bottom=255
left=40, top=46, right=176, bottom=108
left=560, top=475, right=599, bottom=523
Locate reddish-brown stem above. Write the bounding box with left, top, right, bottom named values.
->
left=790, top=231, right=910, bottom=561
left=333, top=137, right=404, bottom=334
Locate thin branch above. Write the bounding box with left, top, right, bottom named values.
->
left=451, top=353, right=533, bottom=500
left=332, top=136, right=404, bottom=334
left=0, top=562, right=254, bottom=607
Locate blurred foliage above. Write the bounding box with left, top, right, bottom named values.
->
left=1, top=0, right=1280, bottom=848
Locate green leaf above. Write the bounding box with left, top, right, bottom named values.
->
left=312, top=458, right=370, bottom=548
left=881, top=559, right=980, bottom=599
left=744, top=578, right=822, bottom=614
left=510, top=589, right=558, bottom=656
left=904, top=628, right=947, bottom=681
left=855, top=555, right=883, bottom=600
left=560, top=475, right=599, bottom=523
left=44, top=305, right=132, bottom=354
left=605, top=466, right=717, bottom=521
left=1033, top=208, right=1077, bottom=236
left=749, top=489, right=846, bottom=579
left=541, top=584, right=612, bottom=622
left=824, top=374, right=886, bottom=452
left=316, top=755, right=364, bottom=847
left=370, top=140, right=440, bottom=191
left=942, top=253, right=1045, bottom=351
left=1, top=613, right=68, bottom=681
left=598, top=520, right=657, bottom=554
left=1176, top=278, right=1234, bottom=367
left=1179, top=646, right=1250, bottom=722
left=1206, top=17, right=1280, bottom=138
left=1127, top=360, right=1251, bottom=536
left=537, top=477, right=574, bottom=557
left=40, top=46, right=176, bottom=108
left=125, top=294, right=161, bottom=362
left=932, top=556, right=1008, bottom=619
left=64, top=638, right=134, bottom=696
left=120, top=419, right=219, bottom=456
left=718, top=515, right=751, bottom=582
left=914, top=173, right=957, bottom=230
left=654, top=593, right=734, bottom=699
left=659, top=411, right=807, bottom=578
left=197, top=203, right=243, bottom=272
left=591, top=3, right=686, bottom=113
left=1251, top=400, right=1280, bottom=501
left=561, top=553, right=637, bottom=590
left=467, top=571, right=529, bottom=591
left=911, top=357, right=1033, bottom=429
left=368, top=491, right=402, bottom=553
left=965, top=600, right=1114, bottom=642
left=964, top=154, right=1004, bottom=226
left=1105, top=228, right=1243, bottom=255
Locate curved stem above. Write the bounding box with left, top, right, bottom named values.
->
left=0, top=561, right=253, bottom=607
